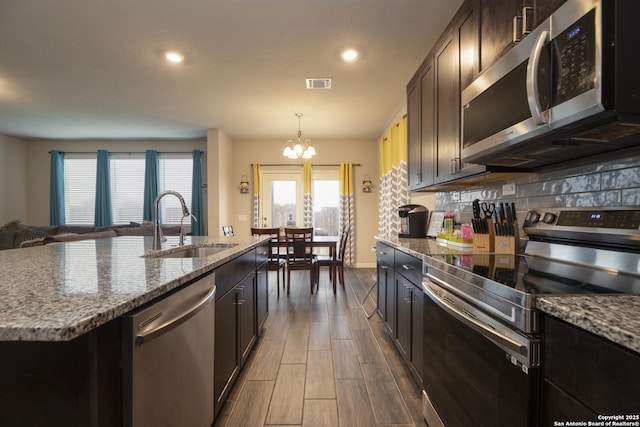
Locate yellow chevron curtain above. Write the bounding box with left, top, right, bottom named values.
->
left=303, top=162, right=313, bottom=227
left=339, top=162, right=354, bottom=266
left=252, top=163, right=261, bottom=228
left=379, top=117, right=409, bottom=236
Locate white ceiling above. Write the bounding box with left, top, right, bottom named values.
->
left=0, top=0, right=463, bottom=142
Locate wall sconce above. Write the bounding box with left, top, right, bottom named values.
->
left=362, top=175, right=373, bottom=193
left=239, top=175, right=249, bottom=193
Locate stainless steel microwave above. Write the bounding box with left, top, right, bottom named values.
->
left=461, top=0, right=640, bottom=168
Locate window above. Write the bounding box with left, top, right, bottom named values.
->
left=158, top=155, right=192, bottom=224
left=110, top=154, right=145, bottom=224
left=63, top=153, right=193, bottom=225
left=259, top=167, right=339, bottom=233
left=64, top=156, right=96, bottom=225
left=312, top=169, right=339, bottom=236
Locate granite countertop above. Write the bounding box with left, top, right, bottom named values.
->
left=0, top=235, right=267, bottom=342
left=376, top=235, right=640, bottom=354
left=537, top=295, right=640, bottom=353
left=375, top=235, right=456, bottom=259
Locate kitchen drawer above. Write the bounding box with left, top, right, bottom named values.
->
left=376, top=242, right=394, bottom=268
left=255, top=241, right=268, bottom=265
left=395, top=250, right=423, bottom=285
left=214, top=249, right=256, bottom=300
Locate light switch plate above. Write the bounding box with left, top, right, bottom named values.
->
left=503, top=183, right=516, bottom=196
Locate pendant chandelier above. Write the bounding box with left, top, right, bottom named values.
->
left=283, top=113, right=316, bottom=159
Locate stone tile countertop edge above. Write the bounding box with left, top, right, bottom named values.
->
left=376, top=235, right=640, bottom=354
left=0, top=235, right=269, bottom=342
left=537, top=295, right=640, bottom=354
left=375, top=235, right=439, bottom=259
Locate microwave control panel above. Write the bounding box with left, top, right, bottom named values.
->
left=553, top=8, right=596, bottom=105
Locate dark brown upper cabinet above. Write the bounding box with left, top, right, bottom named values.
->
left=479, top=0, right=567, bottom=72
left=407, top=0, right=493, bottom=191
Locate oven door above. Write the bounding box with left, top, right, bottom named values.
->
left=422, top=278, right=541, bottom=427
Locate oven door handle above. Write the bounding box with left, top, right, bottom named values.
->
left=424, top=274, right=527, bottom=357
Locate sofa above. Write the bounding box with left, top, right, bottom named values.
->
left=0, top=220, right=182, bottom=250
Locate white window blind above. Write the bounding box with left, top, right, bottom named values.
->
left=63, top=153, right=193, bottom=225
left=158, top=155, right=192, bottom=224
left=110, top=154, right=145, bottom=225
left=64, top=157, right=96, bottom=225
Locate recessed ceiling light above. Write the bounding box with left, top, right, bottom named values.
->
left=341, top=48, right=359, bottom=62
left=164, top=51, right=185, bottom=64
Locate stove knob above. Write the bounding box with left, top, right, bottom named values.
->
left=525, top=210, right=540, bottom=224
left=542, top=212, right=557, bottom=224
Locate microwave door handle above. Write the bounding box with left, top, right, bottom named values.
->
left=526, top=30, right=549, bottom=125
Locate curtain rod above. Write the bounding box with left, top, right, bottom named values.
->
left=251, top=163, right=361, bottom=167
left=48, top=150, right=202, bottom=155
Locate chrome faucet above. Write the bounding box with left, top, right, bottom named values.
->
left=153, top=190, right=193, bottom=250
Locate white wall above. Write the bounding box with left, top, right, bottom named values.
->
left=231, top=138, right=379, bottom=268
left=24, top=139, right=206, bottom=225
left=0, top=135, right=28, bottom=224
left=206, top=129, right=233, bottom=236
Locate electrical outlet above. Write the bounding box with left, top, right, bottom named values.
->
left=503, top=183, right=516, bottom=196
left=452, top=192, right=460, bottom=201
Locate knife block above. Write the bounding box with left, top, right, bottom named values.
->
left=472, top=219, right=495, bottom=252
left=495, top=220, right=519, bottom=254
left=472, top=253, right=494, bottom=277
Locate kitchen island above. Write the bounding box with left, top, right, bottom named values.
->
left=0, top=234, right=269, bottom=426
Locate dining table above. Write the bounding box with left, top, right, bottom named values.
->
left=274, top=233, right=340, bottom=294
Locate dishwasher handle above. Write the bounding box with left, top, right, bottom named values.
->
left=135, top=285, right=216, bottom=345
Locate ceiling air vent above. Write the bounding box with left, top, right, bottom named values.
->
left=306, top=78, right=332, bottom=89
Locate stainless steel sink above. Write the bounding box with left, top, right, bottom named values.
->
left=147, top=244, right=237, bottom=258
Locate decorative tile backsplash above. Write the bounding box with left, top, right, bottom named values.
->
left=435, top=149, right=640, bottom=225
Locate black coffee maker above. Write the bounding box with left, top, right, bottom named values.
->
left=398, top=204, right=428, bottom=238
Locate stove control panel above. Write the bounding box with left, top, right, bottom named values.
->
left=524, top=208, right=640, bottom=246
left=556, top=210, right=640, bottom=229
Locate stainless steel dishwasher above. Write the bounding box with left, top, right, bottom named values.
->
left=123, top=272, right=215, bottom=427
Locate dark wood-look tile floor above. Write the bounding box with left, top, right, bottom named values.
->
left=214, top=268, right=427, bottom=427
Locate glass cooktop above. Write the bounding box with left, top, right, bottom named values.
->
left=429, top=251, right=640, bottom=296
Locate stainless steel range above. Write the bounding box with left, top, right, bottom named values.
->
left=421, top=207, right=640, bottom=427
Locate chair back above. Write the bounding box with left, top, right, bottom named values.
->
left=284, top=227, right=314, bottom=265
left=222, top=225, right=234, bottom=236
left=251, top=227, right=282, bottom=262
left=337, top=225, right=350, bottom=262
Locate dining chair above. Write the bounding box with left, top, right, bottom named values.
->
left=251, top=227, right=286, bottom=296
left=315, top=225, right=350, bottom=289
left=222, top=225, right=234, bottom=236
left=283, top=227, right=317, bottom=295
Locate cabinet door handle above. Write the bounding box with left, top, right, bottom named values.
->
left=513, top=15, right=523, bottom=43
left=403, top=284, right=413, bottom=302
left=522, top=7, right=533, bottom=37
left=402, top=264, right=414, bottom=271
left=237, top=286, right=245, bottom=304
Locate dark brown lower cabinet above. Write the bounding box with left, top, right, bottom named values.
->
left=376, top=242, right=396, bottom=336
left=395, top=276, right=424, bottom=384
left=0, top=319, right=122, bottom=427
left=214, top=271, right=256, bottom=417
left=256, top=260, right=268, bottom=329
left=543, top=315, right=640, bottom=423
